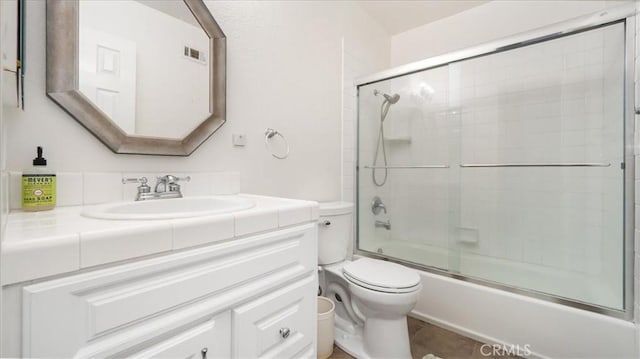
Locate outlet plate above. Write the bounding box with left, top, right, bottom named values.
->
left=232, top=134, right=247, bottom=146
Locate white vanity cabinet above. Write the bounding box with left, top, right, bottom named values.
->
left=19, top=223, right=317, bottom=358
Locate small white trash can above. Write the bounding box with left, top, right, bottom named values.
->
left=317, top=296, right=336, bottom=359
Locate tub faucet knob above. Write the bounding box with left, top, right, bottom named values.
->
left=372, top=196, right=387, bottom=215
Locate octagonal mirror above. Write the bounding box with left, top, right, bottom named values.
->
left=46, top=0, right=226, bottom=155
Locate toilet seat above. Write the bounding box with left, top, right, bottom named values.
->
left=343, top=258, right=420, bottom=294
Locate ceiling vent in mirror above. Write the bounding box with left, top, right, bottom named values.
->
left=184, top=45, right=207, bottom=64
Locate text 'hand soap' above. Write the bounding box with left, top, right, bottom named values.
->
left=22, top=146, right=56, bottom=211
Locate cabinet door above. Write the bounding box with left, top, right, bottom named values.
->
left=233, top=275, right=317, bottom=359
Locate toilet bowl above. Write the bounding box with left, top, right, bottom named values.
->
left=318, top=202, right=421, bottom=359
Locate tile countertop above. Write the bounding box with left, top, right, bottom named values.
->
left=1, top=194, right=320, bottom=286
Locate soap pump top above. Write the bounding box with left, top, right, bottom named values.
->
left=33, top=146, right=47, bottom=166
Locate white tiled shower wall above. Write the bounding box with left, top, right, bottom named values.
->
left=391, top=26, right=622, bottom=265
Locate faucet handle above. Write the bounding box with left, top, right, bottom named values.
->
left=122, top=177, right=151, bottom=194
left=171, top=176, right=190, bottom=192
left=156, top=175, right=191, bottom=184
left=122, top=176, right=148, bottom=185
left=176, top=176, right=191, bottom=183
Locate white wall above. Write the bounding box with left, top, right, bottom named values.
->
left=391, top=0, right=629, bottom=67
left=4, top=0, right=389, bottom=202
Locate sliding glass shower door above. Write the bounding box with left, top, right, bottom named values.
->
left=357, top=21, right=626, bottom=311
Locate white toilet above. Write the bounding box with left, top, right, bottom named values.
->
left=318, top=202, right=421, bottom=359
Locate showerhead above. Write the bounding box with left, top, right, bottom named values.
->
left=374, top=89, right=400, bottom=104
left=384, top=93, right=400, bottom=104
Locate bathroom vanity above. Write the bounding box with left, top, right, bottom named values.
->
left=1, top=195, right=319, bottom=358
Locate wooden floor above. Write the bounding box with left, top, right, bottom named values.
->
left=328, top=317, right=521, bottom=359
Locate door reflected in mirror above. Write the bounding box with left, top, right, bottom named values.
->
left=78, top=0, right=211, bottom=139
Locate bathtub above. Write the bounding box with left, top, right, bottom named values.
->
left=356, top=241, right=636, bottom=358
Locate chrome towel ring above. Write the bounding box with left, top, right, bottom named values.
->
left=264, top=128, right=290, bottom=159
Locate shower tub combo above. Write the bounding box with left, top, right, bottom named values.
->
left=354, top=4, right=637, bottom=358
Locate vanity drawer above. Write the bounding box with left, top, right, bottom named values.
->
left=22, top=224, right=316, bottom=358
left=92, top=311, right=231, bottom=359
left=118, top=312, right=231, bottom=359
left=233, top=275, right=317, bottom=359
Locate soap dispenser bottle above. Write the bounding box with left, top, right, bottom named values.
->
left=22, top=146, right=56, bottom=211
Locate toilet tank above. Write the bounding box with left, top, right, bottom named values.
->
left=318, top=202, right=353, bottom=265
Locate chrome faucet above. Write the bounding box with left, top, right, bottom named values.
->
left=371, top=196, right=387, bottom=215
left=122, top=174, right=190, bottom=201
left=375, top=220, right=391, bottom=230
left=155, top=175, right=189, bottom=194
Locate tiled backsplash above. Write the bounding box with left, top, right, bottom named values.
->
left=7, top=171, right=240, bottom=210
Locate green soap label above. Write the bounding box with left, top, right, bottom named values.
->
left=22, top=174, right=57, bottom=208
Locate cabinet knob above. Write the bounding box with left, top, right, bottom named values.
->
left=279, top=327, right=291, bottom=339
left=201, top=347, right=208, bottom=359
left=321, top=220, right=331, bottom=227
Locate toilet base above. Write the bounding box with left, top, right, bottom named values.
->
left=334, top=314, right=412, bottom=359
left=334, top=321, right=368, bottom=359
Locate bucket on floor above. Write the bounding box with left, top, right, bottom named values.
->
left=317, top=296, right=336, bottom=359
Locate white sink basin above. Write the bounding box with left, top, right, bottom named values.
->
left=82, top=196, right=256, bottom=220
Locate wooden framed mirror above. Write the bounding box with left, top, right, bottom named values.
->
left=46, top=0, right=226, bottom=156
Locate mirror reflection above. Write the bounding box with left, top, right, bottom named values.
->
left=78, top=0, right=211, bottom=139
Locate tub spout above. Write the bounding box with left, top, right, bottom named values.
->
left=375, top=220, right=391, bottom=230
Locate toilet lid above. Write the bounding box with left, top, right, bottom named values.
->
left=343, top=258, right=420, bottom=293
